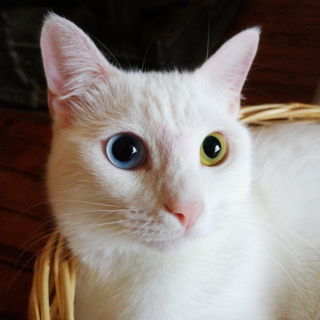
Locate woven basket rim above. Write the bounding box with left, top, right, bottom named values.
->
left=28, top=102, right=320, bottom=320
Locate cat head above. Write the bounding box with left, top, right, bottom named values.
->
left=41, top=14, right=259, bottom=256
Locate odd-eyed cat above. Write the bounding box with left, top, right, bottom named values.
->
left=41, top=14, right=320, bottom=320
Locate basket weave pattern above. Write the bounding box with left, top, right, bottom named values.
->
left=28, top=103, right=320, bottom=320
left=29, top=232, right=76, bottom=320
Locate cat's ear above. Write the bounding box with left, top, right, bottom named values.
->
left=197, top=28, right=260, bottom=117
left=40, top=13, right=119, bottom=126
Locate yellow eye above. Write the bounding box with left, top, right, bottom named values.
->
left=200, top=133, right=227, bottom=166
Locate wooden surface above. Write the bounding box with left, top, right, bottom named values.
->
left=1, top=0, right=320, bottom=319
left=227, top=0, right=320, bottom=105
left=0, top=108, right=52, bottom=320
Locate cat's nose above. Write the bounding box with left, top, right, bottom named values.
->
left=165, top=203, right=203, bottom=229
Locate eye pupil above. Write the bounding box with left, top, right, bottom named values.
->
left=203, top=136, right=221, bottom=159
left=112, top=137, right=138, bottom=162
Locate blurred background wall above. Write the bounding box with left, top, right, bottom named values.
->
left=1, top=0, right=320, bottom=111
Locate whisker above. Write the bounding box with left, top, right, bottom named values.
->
left=223, top=227, right=287, bottom=306
left=8, top=232, right=54, bottom=290
left=87, top=33, right=122, bottom=70
left=228, top=216, right=305, bottom=269
left=14, top=227, right=56, bottom=268
left=205, top=7, right=211, bottom=61
left=228, top=212, right=320, bottom=257
left=141, top=40, right=153, bottom=71
left=16, top=206, right=129, bottom=261
left=121, top=42, right=133, bottom=72
left=260, top=247, right=303, bottom=300
left=20, top=216, right=56, bottom=245
left=225, top=221, right=303, bottom=301
left=49, top=199, right=122, bottom=208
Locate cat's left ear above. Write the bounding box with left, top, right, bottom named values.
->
left=40, top=13, right=120, bottom=126
left=197, top=28, right=260, bottom=117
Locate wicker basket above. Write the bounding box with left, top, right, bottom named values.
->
left=29, top=232, right=76, bottom=320
left=28, top=103, right=320, bottom=320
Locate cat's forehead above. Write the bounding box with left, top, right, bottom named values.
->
left=100, top=71, right=231, bottom=133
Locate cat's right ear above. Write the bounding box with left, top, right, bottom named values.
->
left=40, top=14, right=119, bottom=126
left=197, top=28, right=260, bottom=117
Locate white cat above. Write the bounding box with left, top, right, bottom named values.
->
left=41, top=14, right=320, bottom=320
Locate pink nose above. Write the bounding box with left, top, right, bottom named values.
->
left=166, top=203, right=203, bottom=229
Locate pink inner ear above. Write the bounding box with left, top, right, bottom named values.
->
left=41, top=36, right=64, bottom=97
left=40, top=14, right=119, bottom=125
left=198, top=28, right=260, bottom=96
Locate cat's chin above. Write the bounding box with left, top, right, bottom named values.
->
left=141, top=235, right=198, bottom=254
left=135, top=221, right=218, bottom=254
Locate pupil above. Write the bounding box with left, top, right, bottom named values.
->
left=203, top=136, right=221, bottom=159
left=112, top=136, right=138, bottom=162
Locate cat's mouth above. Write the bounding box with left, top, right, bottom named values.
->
left=114, top=208, right=205, bottom=251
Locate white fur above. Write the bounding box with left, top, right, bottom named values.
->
left=41, top=14, right=320, bottom=320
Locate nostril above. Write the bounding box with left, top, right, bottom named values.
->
left=165, top=205, right=185, bottom=224
left=165, top=203, right=202, bottom=228
left=174, top=213, right=186, bottom=225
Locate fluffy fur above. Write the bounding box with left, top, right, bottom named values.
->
left=41, top=14, right=320, bottom=320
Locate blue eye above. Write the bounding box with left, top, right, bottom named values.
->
left=106, top=133, right=146, bottom=170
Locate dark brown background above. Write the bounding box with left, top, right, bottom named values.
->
left=1, top=0, right=320, bottom=319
